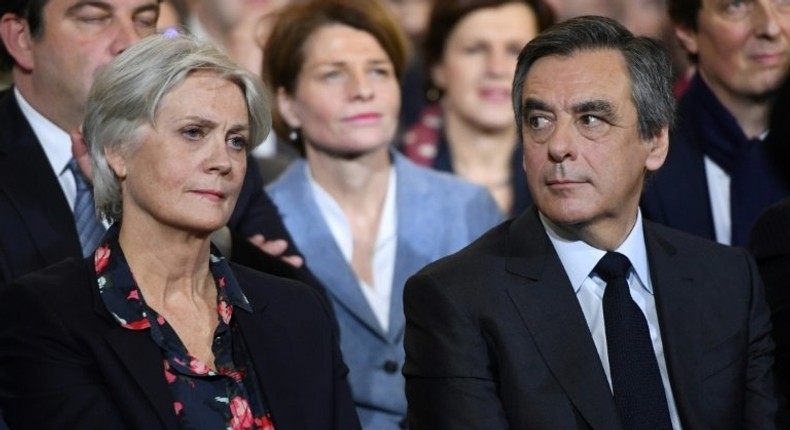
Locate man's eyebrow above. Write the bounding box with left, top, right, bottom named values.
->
left=572, top=99, right=615, bottom=117
left=65, top=1, right=113, bottom=15
left=522, top=98, right=551, bottom=113
left=65, top=1, right=160, bottom=16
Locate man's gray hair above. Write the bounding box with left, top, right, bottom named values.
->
left=83, top=33, right=271, bottom=223
left=512, top=15, right=674, bottom=143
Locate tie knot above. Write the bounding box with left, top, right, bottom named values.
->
left=594, top=252, right=632, bottom=282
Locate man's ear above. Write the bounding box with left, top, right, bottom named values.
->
left=645, top=126, right=669, bottom=173
left=0, top=13, right=35, bottom=72
left=70, top=128, right=94, bottom=182
left=674, top=24, right=699, bottom=57
left=276, top=86, right=302, bottom=129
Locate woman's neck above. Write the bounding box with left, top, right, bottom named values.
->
left=306, top=145, right=392, bottom=212
left=443, top=111, right=517, bottom=213
left=118, top=216, right=214, bottom=306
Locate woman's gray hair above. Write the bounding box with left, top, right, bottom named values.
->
left=83, top=33, right=271, bottom=223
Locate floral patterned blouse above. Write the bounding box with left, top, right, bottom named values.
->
left=94, top=225, right=275, bottom=430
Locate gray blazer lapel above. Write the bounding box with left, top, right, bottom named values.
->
left=269, top=162, right=386, bottom=338
left=505, top=210, right=622, bottom=430
left=644, top=223, right=704, bottom=428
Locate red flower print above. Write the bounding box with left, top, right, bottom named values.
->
left=255, top=414, right=275, bottom=430
left=220, top=368, right=243, bottom=383
left=218, top=299, right=232, bottom=325
left=119, top=317, right=150, bottom=330
left=157, top=315, right=166, bottom=325
left=163, top=360, right=176, bottom=384
left=127, top=290, right=139, bottom=301
left=219, top=277, right=226, bottom=288
left=173, top=401, right=183, bottom=416
left=229, top=396, right=254, bottom=430
left=94, top=245, right=111, bottom=274
left=188, top=357, right=210, bottom=375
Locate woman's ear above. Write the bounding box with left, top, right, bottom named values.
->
left=277, top=87, right=302, bottom=129
left=103, top=145, right=127, bottom=180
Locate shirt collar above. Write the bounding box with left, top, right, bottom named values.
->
left=540, top=209, right=652, bottom=294
left=14, top=88, right=73, bottom=177
left=96, top=224, right=253, bottom=332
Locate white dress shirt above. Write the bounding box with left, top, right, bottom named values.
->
left=541, top=210, right=682, bottom=429
left=309, top=167, right=397, bottom=332
left=15, top=88, right=77, bottom=210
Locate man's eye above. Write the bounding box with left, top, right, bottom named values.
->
left=580, top=115, right=603, bottom=127
left=77, top=14, right=110, bottom=24
left=529, top=116, right=549, bottom=129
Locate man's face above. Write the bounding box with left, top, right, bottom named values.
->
left=677, top=0, right=790, bottom=105
left=520, top=50, right=667, bottom=237
left=543, top=0, right=616, bottom=21
left=24, top=0, right=159, bottom=130
left=197, top=0, right=285, bottom=32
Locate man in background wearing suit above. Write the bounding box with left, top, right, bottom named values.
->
left=403, top=16, right=778, bottom=429
left=0, top=0, right=310, bottom=287
left=640, top=0, right=790, bottom=246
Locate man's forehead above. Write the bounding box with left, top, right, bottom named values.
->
left=521, top=50, right=631, bottom=108
left=50, top=0, right=160, bottom=11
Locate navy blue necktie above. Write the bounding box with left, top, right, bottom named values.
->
left=596, top=252, right=673, bottom=430
left=67, top=158, right=105, bottom=257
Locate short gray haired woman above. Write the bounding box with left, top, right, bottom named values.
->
left=0, top=34, right=360, bottom=430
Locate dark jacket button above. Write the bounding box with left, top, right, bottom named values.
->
left=383, top=360, right=399, bottom=374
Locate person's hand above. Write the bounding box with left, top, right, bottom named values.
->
left=70, top=128, right=93, bottom=184
left=248, top=234, right=305, bottom=268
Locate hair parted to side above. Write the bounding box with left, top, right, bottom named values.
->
left=83, top=33, right=271, bottom=223
left=423, top=0, right=555, bottom=100
left=262, top=0, right=409, bottom=154
left=512, top=15, right=675, bottom=144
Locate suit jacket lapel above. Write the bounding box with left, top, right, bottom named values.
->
left=234, top=299, right=306, bottom=429
left=505, top=209, right=622, bottom=430
left=389, top=155, right=443, bottom=344
left=92, top=285, right=178, bottom=430
left=644, top=223, right=705, bottom=428
left=272, top=162, right=386, bottom=339
left=0, top=90, right=82, bottom=265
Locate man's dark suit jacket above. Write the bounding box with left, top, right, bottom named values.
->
left=750, top=197, right=790, bottom=419
left=0, top=89, right=312, bottom=288
left=404, top=207, right=777, bottom=429
left=0, top=256, right=361, bottom=430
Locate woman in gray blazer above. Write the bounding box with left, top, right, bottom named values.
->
left=263, top=1, right=504, bottom=428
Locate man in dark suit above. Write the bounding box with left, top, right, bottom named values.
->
left=639, top=0, right=790, bottom=246
left=0, top=0, right=309, bottom=287
left=403, top=16, right=778, bottom=429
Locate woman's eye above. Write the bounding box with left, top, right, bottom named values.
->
left=228, top=136, right=247, bottom=151
left=182, top=127, right=204, bottom=140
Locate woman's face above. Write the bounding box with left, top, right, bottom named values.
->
left=109, top=71, right=250, bottom=235
left=432, top=3, right=539, bottom=132
left=277, top=24, right=401, bottom=158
